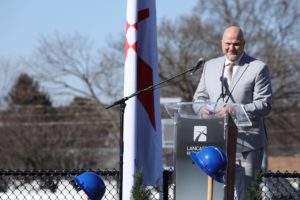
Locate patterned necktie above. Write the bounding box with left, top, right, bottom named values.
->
left=224, top=62, right=234, bottom=86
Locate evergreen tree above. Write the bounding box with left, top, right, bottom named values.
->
left=131, top=171, right=151, bottom=200
left=7, top=73, right=52, bottom=107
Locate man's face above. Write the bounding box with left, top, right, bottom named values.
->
left=221, top=30, right=245, bottom=61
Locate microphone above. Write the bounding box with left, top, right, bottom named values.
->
left=189, top=58, right=205, bottom=75
left=220, top=76, right=232, bottom=103
left=220, top=77, right=225, bottom=99
left=215, top=77, right=225, bottom=103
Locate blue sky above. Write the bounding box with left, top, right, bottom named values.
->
left=0, top=1, right=197, bottom=59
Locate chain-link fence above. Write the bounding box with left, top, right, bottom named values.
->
left=0, top=170, right=119, bottom=200
left=0, top=169, right=299, bottom=199
left=261, top=171, right=300, bottom=199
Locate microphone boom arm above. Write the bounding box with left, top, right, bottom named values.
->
left=106, top=59, right=205, bottom=109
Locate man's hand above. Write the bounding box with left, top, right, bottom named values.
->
left=200, top=104, right=217, bottom=118
left=215, top=105, right=235, bottom=117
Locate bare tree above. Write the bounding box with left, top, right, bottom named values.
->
left=157, top=16, right=222, bottom=101
left=24, top=32, right=122, bottom=131
left=26, top=32, right=123, bottom=103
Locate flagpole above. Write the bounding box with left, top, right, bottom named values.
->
left=119, top=102, right=125, bottom=200
left=105, top=61, right=204, bottom=200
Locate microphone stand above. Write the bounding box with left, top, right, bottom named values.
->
left=105, top=64, right=203, bottom=200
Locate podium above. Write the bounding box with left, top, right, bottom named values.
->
left=164, top=102, right=251, bottom=200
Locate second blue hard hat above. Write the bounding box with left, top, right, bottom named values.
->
left=190, top=146, right=227, bottom=183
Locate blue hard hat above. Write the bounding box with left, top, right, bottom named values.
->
left=72, top=172, right=106, bottom=200
left=190, top=146, right=227, bottom=183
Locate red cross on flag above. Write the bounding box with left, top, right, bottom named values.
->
left=123, top=0, right=163, bottom=198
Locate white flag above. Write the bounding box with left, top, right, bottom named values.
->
left=123, top=0, right=162, bottom=199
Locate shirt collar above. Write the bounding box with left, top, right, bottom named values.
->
left=225, top=52, right=244, bottom=66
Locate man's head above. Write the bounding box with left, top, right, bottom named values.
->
left=221, top=26, right=245, bottom=62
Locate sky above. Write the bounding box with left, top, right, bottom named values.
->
left=0, top=1, right=198, bottom=106
left=0, top=1, right=198, bottom=59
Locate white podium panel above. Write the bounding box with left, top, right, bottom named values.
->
left=175, top=116, right=225, bottom=200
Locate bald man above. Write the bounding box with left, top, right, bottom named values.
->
left=193, top=26, right=272, bottom=200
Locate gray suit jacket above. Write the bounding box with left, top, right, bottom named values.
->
left=193, top=53, right=272, bottom=152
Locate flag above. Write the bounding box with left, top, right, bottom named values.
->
left=123, top=0, right=162, bottom=199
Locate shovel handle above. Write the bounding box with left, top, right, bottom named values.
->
left=207, top=176, right=213, bottom=200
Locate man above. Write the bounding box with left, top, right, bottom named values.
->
left=193, top=26, right=272, bottom=199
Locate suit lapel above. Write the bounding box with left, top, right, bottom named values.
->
left=217, top=57, right=226, bottom=78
